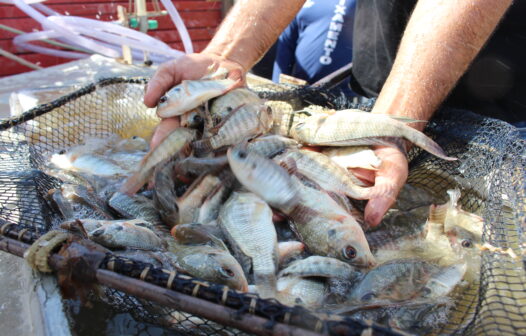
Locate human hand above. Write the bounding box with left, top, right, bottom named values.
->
left=349, top=145, right=409, bottom=228
left=144, top=52, right=246, bottom=148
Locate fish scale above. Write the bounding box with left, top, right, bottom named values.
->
left=219, top=192, right=278, bottom=298
left=275, top=149, right=373, bottom=200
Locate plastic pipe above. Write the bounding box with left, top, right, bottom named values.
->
left=160, top=0, right=193, bottom=54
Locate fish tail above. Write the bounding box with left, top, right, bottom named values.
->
left=254, top=272, right=277, bottom=299
left=405, top=130, right=457, bottom=161
left=191, top=139, right=213, bottom=157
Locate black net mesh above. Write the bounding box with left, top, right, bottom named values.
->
left=0, top=77, right=524, bottom=336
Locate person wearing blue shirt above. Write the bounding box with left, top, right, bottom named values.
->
left=272, top=0, right=356, bottom=96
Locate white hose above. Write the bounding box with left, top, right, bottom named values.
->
left=3, top=0, right=193, bottom=62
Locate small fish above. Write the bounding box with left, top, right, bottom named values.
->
left=192, top=102, right=273, bottom=155
left=110, top=136, right=149, bottom=153
left=51, top=152, right=127, bottom=177
left=61, top=184, right=113, bottom=219
left=209, top=88, right=263, bottom=125
left=276, top=276, right=326, bottom=308
left=219, top=192, right=279, bottom=298
left=171, top=222, right=225, bottom=247
left=227, top=144, right=298, bottom=213
left=322, top=146, right=381, bottom=170
left=442, top=189, right=484, bottom=241
left=196, top=183, right=231, bottom=224
left=88, top=220, right=164, bottom=250
left=120, top=128, right=196, bottom=194
left=173, top=156, right=229, bottom=177
left=180, top=108, right=205, bottom=129
left=157, top=69, right=236, bottom=117
left=172, top=244, right=248, bottom=291
left=348, top=259, right=439, bottom=304
left=177, top=174, right=222, bottom=224
left=274, top=150, right=375, bottom=200
left=291, top=110, right=456, bottom=161
left=247, top=134, right=301, bottom=158
left=278, top=256, right=361, bottom=281
left=152, top=160, right=179, bottom=227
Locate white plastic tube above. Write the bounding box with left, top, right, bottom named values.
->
left=160, top=0, right=194, bottom=54
left=14, top=30, right=89, bottom=59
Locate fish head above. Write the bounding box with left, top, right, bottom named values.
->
left=88, top=224, right=120, bottom=247
left=115, top=136, right=149, bottom=152
left=156, top=86, right=186, bottom=117
left=327, top=223, right=376, bottom=269
left=180, top=109, right=204, bottom=129
left=256, top=103, right=274, bottom=131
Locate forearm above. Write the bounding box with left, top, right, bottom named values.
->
left=204, top=0, right=305, bottom=72
left=372, top=0, right=512, bottom=131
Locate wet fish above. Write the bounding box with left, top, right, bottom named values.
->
left=348, top=259, right=439, bottom=304
left=274, top=150, right=375, bottom=200
left=177, top=174, right=222, bottom=224
left=322, top=146, right=381, bottom=170
left=277, top=241, right=305, bottom=266
left=173, top=156, right=229, bottom=177
left=276, top=276, right=326, bottom=308
left=196, top=183, right=231, bottom=224
left=278, top=256, right=361, bottom=281
left=442, top=189, right=484, bottom=241
left=88, top=220, right=164, bottom=250
left=171, top=222, right=225, bottom=247
left=109, top=192, right=163, bottom=226
left=61, top=218, right=154, bottom=235
left=157, top=69, right=235, bottom=117
left=247, top=134, right=301, bottom=158
left=61, top=184, right=113, bottom=219
left=219, top=192, right=278, bottom=298
left=172, top=244, right=248, bottom=291
left=180, top=108, right=205, bottom=129
left=290, top=109, right=456, bottom=161
left=110, top=135, right=149, bottom=153
left=51, top=152, right=127, bottom=177
left=192, top=102, right=273, bottom=156
left=209, top=88, right=263, bottom=124
left=46, top=188, right=74, bottom=219
left=120, top=128, right=196, bottom=194
left=422, top=263, right=467, bottom=298
left=152, top=160, right=179, bottom=227
left=227, top=144, right=298, bottom=213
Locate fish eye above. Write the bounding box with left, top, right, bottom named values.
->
left=237, top=151, right=247, bottom=159
left=343, top=246, right=357, bottom=259
left=114, top=225, right=124, bottom=231
left=266, top=106, right=272, bottom=114
left=135, top=222, right=148, bottom=228
left=58, top=149, right=66, bottom=155
left=159, top=96, right=168, bottom=104
left=422, top=287, right=432, bottom=296
left=194, top=115, right=203, bottom=123
left=220, top=267, right=235, bottom=278
left=92, top=228, right=104, bottom=237
left=226, top=107, right=233, bottom=112
left=461, top=239, right=473, bottom=248
left=132, top=135, right=139, bottom=140
left=361, top=292, right=375, bottom=302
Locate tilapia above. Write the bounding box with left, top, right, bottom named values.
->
left=173, top=156, right=229, bottom=177
left=156, top=69, right=236, bottom=117
left=278, top=256, right=361, bottom=281
left=120, top=128, right=196, bottom=194
left=152, top=160, right=179, bottom=227
left=348, top=259, right=439, bottom=304
left=247, top=134, right=301, bottom=158
left=290, top=109, right=456, bottom=161
left=442, top=189, right=484, bottom=240
left=88, top=220, right=164, bottom=250
left=51, top=152, right=127, bottom=177
left=276, top=276, right=326, bottom=307
left=422, top=263, right=467, bottom=298
left=322, top=146, right=381, bottom=170
left=177, top=174, right=222, bottom=224
left=110, top=135, right=149, bottom=153
left=277, top=241, right=305, bottom=266
left=180, top=108, right=205, bottom=129
left=171, top=244, right=248, bottom=291
left=171, top=223, right=225, bottom=247
left=192, top=102, right=273, bottom=156
left=196, top=183, right=231, bottom=224
left=219, top=192, right=279, bottom=298
left=108, top=192, right=163, bottom=226
left=274, top=150, right=376, bottom=200
left=227, top=144, right=298, bottom=213
left=61, top=184, right=113, bottom=219
left=209, top=88, right=263, bottom=123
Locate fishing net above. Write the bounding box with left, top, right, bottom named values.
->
left=0, top=77, right=523, bottom=335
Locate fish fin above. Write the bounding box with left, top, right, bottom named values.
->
left=446, top=189, right=462, bottom=209
left=277, top=241, right=304, bottom=266
left=191, top=139, right=214, bottom=157
left=378, top=115, right=428, bottom=123
left=181, top=80, right=191, bottom=96
left=278, top=157, right=298, bottom=175
left=428, top=204, right=448, bottom=224
left=208, top=103, right=246, bottom=135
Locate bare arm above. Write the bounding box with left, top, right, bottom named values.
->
left=372, top=0, right=512, bottom=129
left=363, top=0, right=512, bottom=227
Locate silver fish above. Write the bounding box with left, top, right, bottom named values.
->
left=88, top=220, right=164, bottom=250
left=247, top=134, right=301, bottom=158
left=278, top=256, right=361, bottom=281
left=276, top=276, right=326, bottom=308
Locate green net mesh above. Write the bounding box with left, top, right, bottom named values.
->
left=0, top=77, right=523, bottom=335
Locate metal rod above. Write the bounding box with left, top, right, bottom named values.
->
left=0, top=236, right=322, bottom=336
left=312, top=61, right=353, bottom=88
left=0, top=47, right=43, bottom=70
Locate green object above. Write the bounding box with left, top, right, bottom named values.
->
left=129, top=18, right=158, bottom=30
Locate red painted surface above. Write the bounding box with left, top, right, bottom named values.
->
left=0, top=0, right=222, bottom=77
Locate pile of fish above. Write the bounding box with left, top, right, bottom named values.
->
left=44, top=69, right=484, bottom=334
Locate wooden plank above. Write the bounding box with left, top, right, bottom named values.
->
left=0, top=1, right=221, bottom=19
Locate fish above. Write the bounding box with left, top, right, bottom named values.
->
left=278, top=256, right=361, bottom=281
left=156, top=69, right=236, bottom=118
left=152, top=160, right=179, bottom=227
left=180, top=108, right=205, bottom=129
left=192, top=102, right=273, bottom=156
left=227, top=144, right=299, bottom=213
left=422, top=263, right=467, bottom=298
left=219, top=192, right=279, bottom=298
left=173, top=156, right=229, bottom=177
left=277, top=241, right=305, bottom=266
left=290, top=109, right=456, bottom=161
left=51, top=152, right=127, bottom=177
left=46, top=188, right=75, bottom=219
left=196, top=183, right=231, bottom=224
left=247, top=134, right=301, bottom=158
left=322, top=146, right=381, bottom=170
left=276, top=276, right=326, bottom=308
left=177, top=174, right=222, bottom=224
left=207, top=88, right=263, bottom=133
left=61, top=218, right=154, bottom=234
left=110, top=135, right=149, bottom=153
left=274, top=150, right=376, bottom=200
left=108, top=192, right=163, bottom=226
left=61, top=184, right=114, bottom=219
left=171, top=222, right=225, bottom=247
left=348, top=259, right=439, bottom=304
left=171, top=244, right=248, bottom=291
left=88, top=220, right=165, bottom=250
left=442, top=189, right=484, bottom=241
left=120, top=128, right=196, bottom=194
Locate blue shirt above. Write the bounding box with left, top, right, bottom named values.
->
left=272, top=0, right=356, bottom=96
